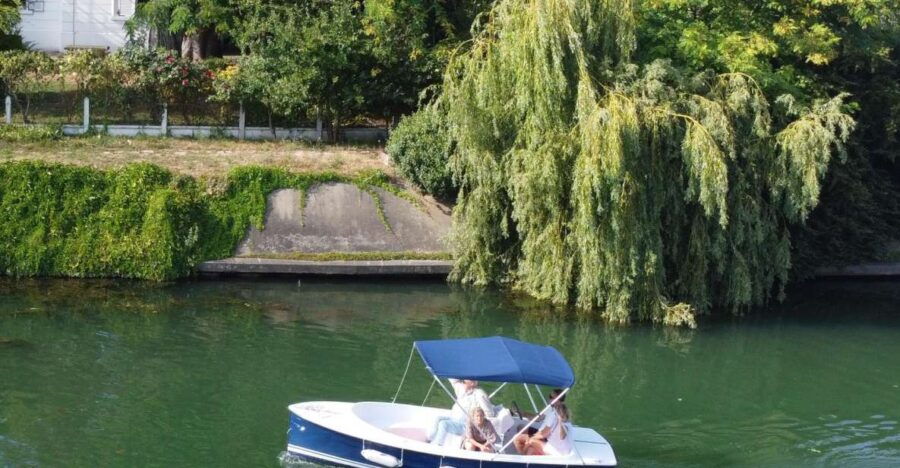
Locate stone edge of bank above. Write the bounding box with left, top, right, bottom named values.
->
left=813, top=262, right=900, bottom=278
left=198, top=258, right=900, bottom=278
left=198, top=257, right=453, bottom=276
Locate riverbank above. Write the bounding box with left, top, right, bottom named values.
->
left=0, top=158, right=446, bottom=281
left=1, top=136, right=896, bottom=284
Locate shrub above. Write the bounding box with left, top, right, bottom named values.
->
left=59, top=49, right=106, bottom=95
left=0, top=50, right=57, bottom=122
left=0, top=162, right=204, bottom=280
left=0, top=124, right=63, bottom=142
left=209, top=62, right=254, bottom=106
left=386, top=106, right=456, bottom=200
left=112, top=47, right=215, bottom=122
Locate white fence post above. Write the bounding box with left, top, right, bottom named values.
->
left=4, top=96, right=10, bottom=125
left=83, top=97, right=90, bottom=133
left=238, top=101, right=246, bottom=140
left=161, top=104, right=168, bottom=136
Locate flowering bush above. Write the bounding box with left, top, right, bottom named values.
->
left=209, top=58, right=268, bottom=105
left=124, top=49, right=212, bottom=104
left=113, top=47, right=216, bottom=122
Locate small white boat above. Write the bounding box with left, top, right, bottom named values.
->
left=285, top=336, right=618, bottom=467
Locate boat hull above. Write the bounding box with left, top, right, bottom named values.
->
left=286, top=406, right=616, bottom=468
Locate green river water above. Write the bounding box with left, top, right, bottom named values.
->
left=0, top=278, right=898, bottom=467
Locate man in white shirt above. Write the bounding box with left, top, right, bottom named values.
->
left=429, top=379, right=496, bottom=445
left=451, top=378, right=496, bottom=419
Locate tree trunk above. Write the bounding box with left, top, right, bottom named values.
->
left=181, top=30, right=208, bottom=61
left=331, top=118, right=340, bottom=143
left=180, top=29, right=223, bottom=61
left=181, top=33, right=202, bottom=61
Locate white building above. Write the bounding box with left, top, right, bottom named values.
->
left=17, top=0, right=136, bottom=52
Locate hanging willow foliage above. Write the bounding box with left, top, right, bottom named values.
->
left=439, top=0, right=855, bottom=326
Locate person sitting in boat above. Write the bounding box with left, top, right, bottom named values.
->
left=428, top=379, right=496, bottom=445
left=514, top=389, right=573, bottom=456
left=464, top=407, right=499, bottom=452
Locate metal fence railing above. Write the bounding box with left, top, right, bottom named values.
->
left=3, top=95, right=388, bottom=143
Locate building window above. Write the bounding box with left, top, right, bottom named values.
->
left=112, top=0, right=126, bottom=19
left=22, top=0, right=45, bottom=14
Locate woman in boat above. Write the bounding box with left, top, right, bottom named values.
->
left=464, top=407, right=499, bottom=452
left=428, top=379, right=496, bottom=445
left=514, top=389, right=573, bottom=456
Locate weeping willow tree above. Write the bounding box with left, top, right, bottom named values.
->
left=439, top=0, right=855, bottom=326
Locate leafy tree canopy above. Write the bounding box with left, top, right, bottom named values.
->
left=1, top=0, right=22, bottom=50
left=634, top=1, right=900, bottom=275
left=439, top=0, right=858, bottom=325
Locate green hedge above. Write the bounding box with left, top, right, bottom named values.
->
left=386, top=107, right=456, bottom=200
left=0, top=161, right=401, bottom=280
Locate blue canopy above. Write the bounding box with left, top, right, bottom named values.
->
left=414, top=336, right=575, bottom=388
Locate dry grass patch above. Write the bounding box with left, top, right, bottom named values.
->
left=0, top=135, right=392, bottom=178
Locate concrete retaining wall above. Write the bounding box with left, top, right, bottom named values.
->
left=236, top=185, right=451, bottom=255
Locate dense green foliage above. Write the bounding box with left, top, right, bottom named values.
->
left=0, top=162, right=204, bottom=279
left=0, top=123, right=62, bottom=141
left=439, top=0, right=859, bottom=325
left=0, top=48, right=229, bottom=124
left=635, top=0, right=900, bottom=276
left=0, top=0, right=19, bottom=46
left=386, top=106, right=456, bottom=199
left=0, top=161, right=405, bottom=280
left=128, top=0, right=487, bottom=128
left=0, top=51, right=55, bottom=122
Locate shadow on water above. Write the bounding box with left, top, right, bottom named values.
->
left=0, top=276, right=898, bottom=467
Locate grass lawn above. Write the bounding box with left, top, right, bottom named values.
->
left=0, top=133, right=393, bottom=179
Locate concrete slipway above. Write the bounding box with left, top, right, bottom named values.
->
left=198, top=183, right=453, bottom=276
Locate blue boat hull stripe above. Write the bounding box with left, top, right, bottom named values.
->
left=287, top=444, right=379, bottom=468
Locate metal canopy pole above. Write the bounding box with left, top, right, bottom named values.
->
left=391, top=345, right=416, bottom=403
left=432, top=375, right=470, bottom=424
left=493, top=387, right=570, bottom=458
left=523, top=384, right=539, bottom=413
left=421, top=379, right=436, bottom=406
left=489, top=382, right=507, bottom=399
left=535, top=384, right=548, bottom=406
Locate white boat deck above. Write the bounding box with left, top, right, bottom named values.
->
left=290, top=401, right=617, bottom=466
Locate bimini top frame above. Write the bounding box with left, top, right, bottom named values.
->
left=413, top=336, right=575, bottom=388
left=390, top=336, right=582, bottom=461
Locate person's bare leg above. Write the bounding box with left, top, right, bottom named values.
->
left=514, top=434, right=529, bottom=454
left=526, top=440, right=545, bottom=456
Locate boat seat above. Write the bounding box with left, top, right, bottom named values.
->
left=488, top=408, right=515, bottom=439
left=442, top=433, right=464, bottom=449
left=386, top=422, right=429, bottom=442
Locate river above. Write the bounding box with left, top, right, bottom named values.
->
left=1, top=278, right=898, bottom=467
